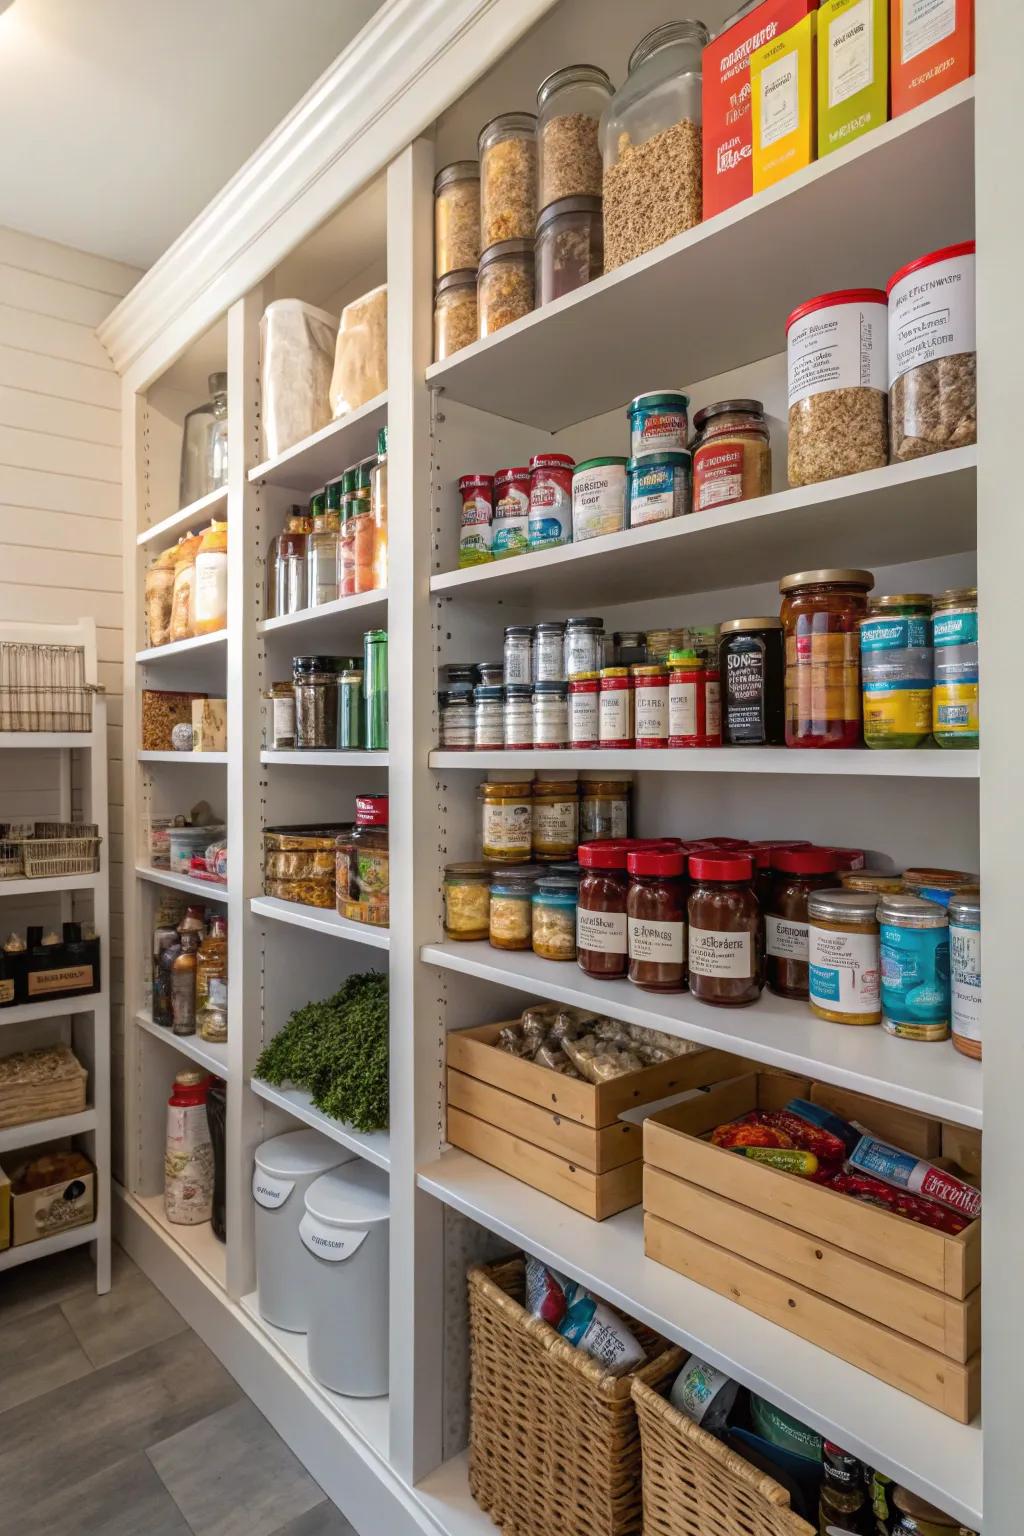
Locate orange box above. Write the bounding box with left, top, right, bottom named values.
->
left=890, top=0, right=974, bottom=116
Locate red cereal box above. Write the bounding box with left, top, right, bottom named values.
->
left=703, top=0, right=820, bottom=220
left=890, top=0, right=974, bottom=117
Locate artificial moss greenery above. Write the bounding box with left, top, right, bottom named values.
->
left=254, top=971, right=388, bottom=1133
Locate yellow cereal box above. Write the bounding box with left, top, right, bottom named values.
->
left=751, top=12, right=818, bottom=191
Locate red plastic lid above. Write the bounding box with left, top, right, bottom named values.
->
left=458, top=473, right=493, bottom=491
left=690, top=837, right=750, bottom=850
left=578, top=840, right=632, bottom=870
left=829, top=846, right=865, bottom=872
left=786, top=288, right=888, bottom=332
left=772, top=845, right=841, bottom=876
left=494, top=466, right=530, bottom=485
left=529, top=453, right=575, bottom=470
left=355, top=795, right=389, bottom=826
left=688, top=853, right=755, bottom=881
left=627, top=848, right=687, bottom=878
left=887, top=241, right=975, bottom=297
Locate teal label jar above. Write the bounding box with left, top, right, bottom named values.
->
left=878, top=894, right=950, bottom=1041
left=859, top=595, right=932, bottom=749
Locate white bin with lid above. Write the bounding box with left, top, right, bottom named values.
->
left=253, top=1129, right=353, bottom=1332
left=301, top=1160, right=390, bottom=1397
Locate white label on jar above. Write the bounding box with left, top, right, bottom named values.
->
left=534, top=632, right=566, bottom=683
left=689, top=927, right=752, bottom=978
left=759, top=48, right=800, bottom=149
left=566, top=631, right=599, bottom=679
left=533, top=801, right=578, bottom=847
left=475, top=714, right=505, bottom=748
left=504, top=643, right=532, bottom=686
left=252, top=1171, right=295, bottom=1209
left=504, top=701, right=532, bottom=746
left=533, top=698, right=568, bottom=747
left=599, top=689, right=633, bottom=743
left=808, top=924, right=880, bottom=1013
left=901, top=0, right=956, bottom=63
left=635, top=685, right=668, bottom=742
left=193, top=554, right=227, bottom=628
left=578, top=908, right=628, bottom=955
left=569, top=690, right=599, bottom=744
left=766, top=916, right=809, bottom=961
left=669, top=680, right=698, bottom=738
left=482, top=803, right=532, bottom=853
left=629, top=917, right=685, bottom=964
left=695, top=444, right=745, bottom=510
left=572, top=465, right=627, bottom=542
left=829, top=0, right=873, bottom=107
left=950, top=921, right=981, bottom=1042
left=491, top=486, right=530, bottom=558
left=299, top=1213, right=368, bottom=1262
left=273, top=693, right=295, bottom=746
left=788, top=299, right=887, bottom=406
left=888, top=250, right=975, bottom=388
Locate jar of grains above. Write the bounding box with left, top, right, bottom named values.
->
left=532, top=874, right=578, bottom=960
left=528, top=452, right=575, bottom=551
left=479, top=112, right=537, bottom=246
left=691, top=399, right=772, bottom=513
left=667, top=650, right=705, bottom=748
left=478, top=240, right=535, bottom=337
left=479, top=780, right=533, bottom=863
left=577, top=840, right=631, bottom=979
left=719, top=618, right=785, bottom=747
left=628, top=847, right=688, bottom=993
left=779, top=569, right=875, bottom=748
left=434, top=271, right=479, bottom=362
left=503, top=624, right=534, bottom=686
left=580, top=776, right=632, bottom=842
left=599, top=667, right=634, bottom=747
left=878, top=894, right=951, bottom=1043
left=489, top=866, right=540, bottom=951
left=503, top=684, right=533, bottom=749
left=443, top=862, right=492, bottom=941
left=532, top=681, right=568, bottom=749
left=687, top=853, right=762, bottom=1008
left=766, top=846, right=842, bottom=1000
left=568, top=674, right=600, bottom=747
left=600, top=22, right=709, bottom=271
left=441, top=684, right=474, bottom=750
left=807, top=889, right=881, bottom=1025
left=474, top=684, right=505, bottom=749
left=433, top=162, right=481, bottom=280
left=786, top=290, right=889, bottom=487
left=537, top=65, right=612, bottom=206
left=948, top=893, right=981, bottom=1060
left=632, top=663, right=669, bottom=747
left=932, top=587, right=978, bottom=749
left=536, top=196, right=604, bottom=306
left=887, top=242, right=976, bottom=463
left=859, top=594, right=933, bottom=750
left=532, top=778, right=579, bottom=861
left=533, top=621, right=567, bottom=682
left=564, top=617, right=603, bottom=679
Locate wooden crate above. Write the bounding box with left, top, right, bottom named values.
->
left=643, top=1072, right=981, bottom=1422
left=447, top=1022, right=741, bottom=1221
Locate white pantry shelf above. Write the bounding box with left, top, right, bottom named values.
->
left=139, top=751, right=228, bottom=764
left=136, top=486, right=228, bottom=548
left=135, top=865, right=229, bottom=902
left=0, top=872, right=101, bottom=896
left=261, top=750, right=389, bottom=767
left=0, top=1220, right=100, bottom=1273
left=422, top=943, right=981, bottom=1128
left=0, top=1106, right=97, bottom=1154
left=250, top=895, right=391, bottom=949
left=258, top=588, right=388, bottom=641
left=251, top=1078, right=390, bottom=1170
left=0, top=996, right=100, bottom=1027
left=135, top=630, right=227, bottom=664
left=135, top=1009, right=229, bottom=1078
left=417, top=1151, right=981, bottom=1532
left=131, top=1190, right=227, bottom=1291
left=0, top=733, right=95, bottom=750
left=431, top=747, right=979, bottom=779
left=248, top=392, right=387, bottom=491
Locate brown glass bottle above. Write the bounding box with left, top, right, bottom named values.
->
left=577, top=840, right=630, bottom=979
left=171, top=930, right=200, bottom=1036
left=627, top=848, right=687, bottom=994
left=766, top=846, right=841, bottom=1000
left=687, top=853, right=762, bottom=1007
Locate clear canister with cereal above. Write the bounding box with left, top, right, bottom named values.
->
left=786, top=290, right=889, bottom=487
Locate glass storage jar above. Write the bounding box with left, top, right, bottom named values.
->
left=266, top=681, right=296, bottom=750
left=278, top=526, right=308, bottom=615
left=477, top=661, right=504, bottom=688
left=479, top=780, right=533, bottom=864
left=932, top=587, right=978, bottom=749
left=474, top=684, right=505, bottom=749
left=568, top=674, right=599, bottom=747
left=536, top=196, right=604, bottom=306
left=307, top=512, right=340, bottom=607
left=766, top=847, right=842, bottom=1000
left=600, top=21, right=708, bottom=272
left=336, top=795, right=389, bottom=927
left=878, top=894, right=950, bottom=1043
left=193, top=519, right=228, bottom=635
left=444, top=862, right=492, bottom=941
left=564, top=617, right=603, bottom=679
left=577, top=840, right=631, bottom=979
left=687, top=853, right=762, bottom=1007
left=580, top=776, right=632, bottom=841
left=338, top=468, right=357, bottom=594
left=532, top=778, right=579, bottom=861
left=293, top=657, right=340, bottom=749
left=807, top=889, right=881, bottom=1025
left=434, top=270, right=479, bottom=362
left=780, top=569, right=875, bottom=748
left=434, top=161, right=481, bottom=279
left=948, top=893, right=981, bottom=1060
left=337, top=668, right=364, bottom=750
left=537, top=65, right=612, bottom=206
left=599, top=667, right=634, bottom=747
left=179, top=372, right=228, bottom=507
left=628, top=847, right=688, bottom=993
left=489, top=867, right=540, bottom=951
left=532, top=875, right=578, bottom=960
left=859, top=595, right=933, bottom=750
left=691, top=399, right=772, bottom=513
left=479, top=113, right=537, bottom=245
left=533, top=621, right=567, bottom=683
left=719, top=619, right=785, bottom=747
left=503, top=624, right=534, bottom=687
left=478, top=240, right=535, bottom=337
left=888, top=242, right=976, bottom=463
left=786, top=290, right=889, bottom=487
left=532, top=681, right=568, bottom=749
left=352, top=458, right=375, bottom=594
left=441, top=684, right=474, bottom=750
left=503, top=684, right=533, bottom=749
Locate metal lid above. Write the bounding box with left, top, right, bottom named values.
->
left=533, top=680, right=568, bottom=694
left=305, top=1161, right=389, bottom=1227
left=478, top=110, right=537, bottom=151
left=504, top=624, right=535, bottom=636
left=840, top=869, right=905, bottom=895
left=490, top=865, right=542, bottom=889
left=627, top=390, right=690, bottom=413
left=719, top=617, right=782, bottom=634
left=479, top=238, right=535, bottom=270
left=934, top=586, right=977, bottom=608
left=867, top=593, right=933, bottom=611
left=878, top=894, right=948, bottom=927
left=948, top=892, right=981, bottom=922
left=779, top=569, right=874, bottom=593
left=435, top=268, right=478, bottom=296
left=445, top=861, right=494, bottom=881
left=433, top=159, right=479, bottom=194
left=534, top=874, right=579, bottom=893
left=535, top=620, right=567, bottom=632
left=537, top=194, right=603, bottom=232
left=473, top=685, right=504, bottom=700
left=808, top=888, right=879, bottom=923
left=693, top=399, right=764, bottom=430
left=566, top=616, right=604, bottom=628
left=504, top=683, right=533, bottom=697
left=255, top=1129, right=351, bottom=1179
left=536, top=63, right=612, bottom=109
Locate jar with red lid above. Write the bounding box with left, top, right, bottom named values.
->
left=745, top=840, right=811, bottom=909
left=687, top=853, right=762, bottom=1007
left=599, top=667, right=634, bottom=748
left=667, top=650, right=705, bottom=748
left=627, top=847, right=688, bottom=993
left=780, top=568, right=874, bottom=748
left=829, top=846, right=866, bottom=873
left=632, top=663, right=668, bottom=748
left=704, top=663, right=721, bottom=746
left=569, top=673, right=599, bottom=747
left=527, top=452, right=574, bottom=551
left=766, top=846, right=842, bottom=1000
left=577, top=840, right=631, bottom=978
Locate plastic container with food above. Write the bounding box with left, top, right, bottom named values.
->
left=434, top=270, right=478, bottom=363
left=572, top=458, right=627, bottom=542
left=329, top=284, right=387, bottom=417
left=489, top=867, right=540, bottom=951
left=260, top=300, right=338, bottom=459
left=434, top=161, right=481, bottom=280
left=169, top=825, right=225, bottom=876
left=536, top=196, right=603, bottom=306
left=479, top=112, right=537, bottom=247
left=478, top=240, right=535, bottom=337
left=887, top=242, right=976, bottom=462
left=786, top=289, right=889, bottom=487
left=537, top=64, right=612, bottom=206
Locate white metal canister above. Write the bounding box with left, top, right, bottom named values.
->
left=300, top=1161, right=390, bottom=1397
left=253, top=1129, right=352, bottom=1332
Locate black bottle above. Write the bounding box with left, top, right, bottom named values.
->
left=719, top=618, right=786, bottom=746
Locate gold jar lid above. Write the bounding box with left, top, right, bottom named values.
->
left=779, top=569, right=874, bottom=592
left=719, top=617, right=783, bottom=633
left=933, top=586, right=977, bottom=609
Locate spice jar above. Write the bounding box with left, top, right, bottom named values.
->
left=532, top=874, right=578, bottom=961
left=878, top=894, right=950, bottom=1042
left=786, top=290, right=889, bottom=487
left=780, top=569, right=874, bottom=748
left=434, top=161, right=481, bottom=279
left=293, top=656, right=340, bottom=749
left=504, top=684, right=533, bottom=749
left=599, top=667, right=634, bottom=748
left=478, top=240, right=535, bottom=337
left=537, top=65, right=611, bottom=205
left=528, top=452, right=575, bottom=551
left=888, top=242, right=976, bottom=462
left=932, top=587, right=978, bottom=749
left=266, top=681, right=296, bottom=750
left=807, top=889, right=881, bottom=1025
left=532, top=682, right=568, bottom=749
left=477, top=661, right=504, bottom=688
left=441, top=684, right=474, bottom=751
left=691, top=400, right=772, bottom=512
left=719, top=619, right=785, bottom=746
left=668, top=650, right=705, bottom=747
left=434, top=270, right=479, bottom=362
left=564, top=617, right=603, bottom=679
left=479, top=780, right=532, bottom=864
left=443, top=862, right=492, bottom=941
left=503, top=624, right=534, bottom=686
left=474, top=684, right=505, bottom=750
left=536, top=196, right=604, bottom=306
left=532, top=778, right=579, bottom=862
left=278, top=524, right=309, bottom=616
left=860, top=595, right=933, bottom=750
left=479, top=112, right=537, bottom=246
left=948, top=893, right=981, bottom=1060
left=489, top=867, right=540, bottom=951
left=577, top=840, right=631, bottom=979
left=335, top=795, right=389, bottom=927
left=628, top=848, right=687, bottom=993
left=568, top=674, right=599, bottom=747
left=338, top=469, right=357, bottom=595
left=766, top=847, right=841, bottom=1000
left=580, top=777, right=632, bottom=841
left=687, top=853, right=762, bottom=1007
left=533, top=621, right=567, bottom=683
left=307, top=507, right=340, bottom=608
left=632, top=663, right=669, bottom=747
left=601, top=22, right=708, bottom=271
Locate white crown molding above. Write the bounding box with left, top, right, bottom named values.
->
left=99, top=0, right=556, bottom=389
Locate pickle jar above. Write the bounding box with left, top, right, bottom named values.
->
left=434, top=161, right=481, bottom=280
left=779, top=569, right=875, bottom=748
left=489, top=866, right=540, bottom=952
left=479, top=780, right=533, bottom=864
left=532, top=778, right=579, bottom=862
left=807, top=889, right=881, bottom=1025
left=443, top=862, right=492, bottom=941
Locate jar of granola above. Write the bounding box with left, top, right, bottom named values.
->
left=479, top=112, right=537, bottom=246
left=532, top=874, right=578, bottom=961
left=478, top=240, right=535, bottom=337
left=434, top=271, right=479, bottom=362
left=537, top=65, right=612, bottom=206
left=786, top=290, right=889, bottom=487
left=443, top=862, right=492, bottom=941
left=434, top=161, right=481, bottom=279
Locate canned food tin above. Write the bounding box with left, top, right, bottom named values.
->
left=527, top=453, right=574, bottom=550
left=627, top=451, right=692, bottom=527
left=627, top=391, right=690, bottom=457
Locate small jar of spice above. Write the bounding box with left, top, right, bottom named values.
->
left=668, top=651, right=705, bottom=748
left=691, top=399, right=772, bottom=513
left=599, top=667, right=634, bottom=748
left=766, top=846, right=841, bottom=1000
left=632, top=663, right=669, bottom=748
left=687, top=853, right=762, bottom=1008
left=627, top=847, right=688, bottom=994
left=577, top=840, right=631, bottom=979
left=568, top=674, right=599, bottom=747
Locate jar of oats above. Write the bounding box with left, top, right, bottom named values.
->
left=479, top=112, right=537, bottom=246
left=887, top=242, right=977, bottom=463
left=434, top=270, right=478, bottom=362
left=787, top=289, right=889, bottom=487
left=478, top=240, right=535, bottom=337
left=537, top=64, right=613, bottom=208
left=434, top=161, right=481, bottom=280
left=600, top=21, right=709, bottom=272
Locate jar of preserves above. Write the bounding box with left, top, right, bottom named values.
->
left=293, top=656, right=340, bottom=749
left=719, top=618, right=785, bottom=747
left=766, top=847, right=841, bottom=1000
left=434, top=161, right=481, bottom=280
left=536, top=196, right=604, bottom=306
left=532, top=874, right=578, bottom=961
left=479, top=780, right=532, bottom=863
left=479, top=112, right=537, bottom=246
left=932, top=587, right=978, bottom=749
left=691, top=400, right=772, bottom=513
left=434, top=270, right=479, bottom=362
left=779, top=568, right=875, bottom=748
left=860, top=594, right=933, bottom=749
left=687, top=853, right=762, bottom=1007
left=503, top=624, right=534, bottom=686
left=878, top=894, right=950, bottom=1042
left=533, top=621, right=567, bottom=683
left=336, top=795, right=389, bottom=927
left=786, top=290, right=889, bottom=487
left=599, top=667, right=634, bottom=748
left=628, top=847, right=687, bottom=993
left=441, top=684, right=474, bottom=750
left=564, top=617, right=603, bottom=679
left=807, top=889, right=881, bottom=1025
left=444, top=862, right=492, bottom=941
left=503, top=684, right=533, bottom=749
left=528, top=452, right=575, bottom=551
left=668, top=650, right=705, bottom=748
left=478, top=239, right=535, bottom=337
left=632, top=663, right=669, bottom=748
left=568, top=674, right=599, bottom=747
left=474, top=684, right=505, bottom=749
left=532, top=778, right=579, bottom=862
left=537, top=64, right=612, bottom=206
left=532, top=681, right=568, bottom=749
left=577, top=840, right=631, bottom=979
left=887, top=242, right=976, bottom=463
left=580, top=777, right=632, bottom=841
left=948, top=893, right=980, bottom=1060
left=600, top=22, right=708, bottom=271
left=489, top=867, right=540, bottom=951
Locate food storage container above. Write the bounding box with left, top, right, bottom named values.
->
left=528, top=452, right=574, bottom=550
left=478, top=240, right=535, bottom=337
left=489, top=868, right=539, bottom=951
left=179, top=372, right=228, bottom=508
left=434, top=160, right=481, bottom=279
left=479, top=781, right=532, bottom=864
left=193, top=520, right=228, bottom=634
left=444, top=861, right=493, bottom=941
left=491, top=466, right=531, bottom=559
left=718, top=619, right=785, bottom=747
left=807, top=888, right=882, bottom=1024
left=878, top=894, right=951, bottom=1042
left=293, top=657, right=341, bottom=749
left=264, top=824, right=350, bottom=908
left=580, top=776, right=632, bottom=841
left=536, top=195, right=604, bottom=305
left=888, top=242, right=976, bottom=462
left=253, top=1130, right=351, bottom=1332
left=479, top=112, right=537, bottom=246
left=260, top=300, right=338, bottom=459
left=691, top=400, right=771, bottom=512
left=628, top=391, right=690, bottom=457
left=144, top=545, right=177, bottom=648
left=627, top=452, right=691, bottom=526
left=750, top=14, right=816, bottom=189
left=329, top=284, right=387, bottom=417
left=572, top=458, right=627, bottom=541
left=336, top=796, right=389, bottom=928
left=301, top=1162, right=390, bottom=1396
left=780, top=569, right=875, bottom=747
left=766, top=846, right=842, bottom=1000
left=687, top=853, right=762, bottom=1007
left=169, top=530, right=204, bottom=643
left=628, top=847, right=687, bottom=993
left=532, top=874, right=578, bottom=960
left=860, top=595, right=933, bottom=749
left=168, top=824, right=224, bottom=876
left=537, top=65, right=612, bottom=207
left=434, top=269, right=479, bottom=362
left=532, top=778, right=578, bottom=861
left=787, top=290, right=889, bottom=487
left=532, top=682, right=569, bottom=749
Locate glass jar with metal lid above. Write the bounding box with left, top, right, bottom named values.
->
left=479, top=782, right=532, bottom=864
left=766, top=846, right=841, bottom=1000
left=564, top=617, right=603, bottom=679
left=532, top=681, right=568, bottom=749
left=479, top=112, right=537, bottom=246
left=533, top=621, right=567, bottom=683
left=443, top=862, right=492, bottom=941
left=474, top=685, right=505, bottom=750
left=503, top=684, right=533, bottom=749
left=537, top=65, right=612, bottom=206
left=503, top=624, right=534, bottom=687
left=901, top=867, right=978, bottom=906
left=577, top=839, right=631, bottom=979
left=536, top=196, right=604, bottom=305
left=948, top=893, right=981, bottom=1060
left=807, top=889, right=881, bottom=1025
left=780, top=569, right=875, bottom=748
left=691, top=400, right=771, bottom=513
left=878, top=894, right=950, bottom=1042
left=434, top=161, right=480, bottom=280
left=293, top=657, right=341, bottom=749
left=532, top=874, right=578, bottom=961
left=580, top=777, right=632, bottom=841
left=892, top=1484, right=972, bottom=1534
left=337, top=669, right=364, bottom=749
left=932, top=586, right=978, bottom=749
left=440, top=684, right=474, bottom=751
left=719, top=617, right=785, bottom=747
left=860, top=594, right=933, bottom=750
left=434, top=270, right=478, bottom=362
left=840, top=869, right=905, bottom=896
left=532, top=778, right=579, bottom=861
left=478, top=239, right=535, bottom=337
left=477, top=660, right=504, bottom=688
left=490, top=866, right=541, bottom=951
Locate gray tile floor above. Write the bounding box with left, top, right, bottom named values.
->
left=0, top=1243, right=356, bottom=1536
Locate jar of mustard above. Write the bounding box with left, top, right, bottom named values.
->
left=479, top=780, right=533, bottom=863
left=443, top=862, right=492, bottom=941
left=531, top=779, right=579, bottom=862
left=807, top=889, right=881, bottom=1025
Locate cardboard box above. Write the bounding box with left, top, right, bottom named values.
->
left=192, top=696, right=227, bottom=753
left=142, top=690, right=206, bottom=751
left=9, top=1152, right=95, bottom=1246
left=891, top=0, right=973, bottom=117
left=0, top=1162, right=10, bottom=1251
left=752, top=11, right=818, bottom=191
left=818, top=0, right=889, bottom=155
left=703, top=0, right=819, bottom=219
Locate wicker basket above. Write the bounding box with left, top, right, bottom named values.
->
left=20, top=836, right=101, bottom=879
left=0, top=840, right=21, bottom=880
left=632, top=1378, right=815, bottom=1536
left=468, top=1259, right=684, bottom=1536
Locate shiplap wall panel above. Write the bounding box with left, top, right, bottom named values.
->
left=0, top=347, right=121, bottom=409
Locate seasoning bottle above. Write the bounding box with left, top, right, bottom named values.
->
left=165, top=1070, right=213, bottom=1225
left=266, top=681, right=296, bottom=750
left=479, top=780, right=533, bottom=864
left=532, top=778, right=579, bottom=862
left=632, top=663, right=669, bottom=748
left=443, top=862, right=492, bottom=941
left=503, top=624, right=534, bottom=686
left=948, top=893, right=981, bottom=1060
left=577, top=840, right=631, bottom=979
left=668, top=650, right=706, bottom=748
left=878, top=894, right=950, bottom=1042
left=339, top=467, right=357, bottom=596
left=628, top=848, right=688, bottom=993
left=441, top=684, right=475, bottom=751
left=532, top=874, right=578, bottom=961
left=474, top=684, right=505, bottom=750
left=766, top=847, right=841, bottom=1000
left=371, top=426, right=388, bottom=591
left=818, top=1443, right=870, bottom=1534
left=307, top=502, right=340, bottom=608
left=703, top=660, right=721, bottom=746
left=807, top=890, right=881, bottom=1026
left=599, top=667, right=634, bottom=748
left=503, top=684, right=533, bottom=749
left=278, top=520, right=309, bottom=616
left=533, top=621, right=567, bottom=683
left=532, top=682, right=568, bottom=749
left=564, top=617, right=603, bottom=679
left=719, top=618, right=785, bottom=746
left=568, top=673, right=599, bottom=747
left=171, top=929, right=200, bottom=1036
left=349, top=459, right=375, bottom=594
left=687, top=853, right=762, bottom=1007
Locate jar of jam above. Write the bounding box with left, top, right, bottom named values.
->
left=745, top=840, right=811, bottom=910
left=479, top=780, right=533, bottom=863
left=667, top=650, right=705, bottom=747
left=779, top=568, right=874, bottom=748
left=532, top=778, right=579, bottom=862
left=632, top=663, right=669, bottom=747
left=568, top=674, right=599, bottom=747
left=829, top=847, right=866, bottom=873
left=766, top=846, right=841, bottom=1000
left=489, top=867, right=540, bottom=951
left=577, top=840, right=631, bottom=978
left=599, top=667, right=634, bottom=747
left=719, top=618, right=785, bottom=747
left=580, top=777, right=632, bottom=841
left=627, top=847, right=688, bottom=993
left=807, top=889, right=881, bottom=1025
left=687, top=853, right=762, bottom=1007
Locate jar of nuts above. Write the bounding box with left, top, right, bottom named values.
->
left=434, top=270, right=479, bottom=362
left=434, top=161, right=481, bottom=280
left=536, top=64, right=613, bottom=208
left=478, top=240, right=535, bottom=338
left=478, top=111, right=537, bottom=247
left=786, top=289, right=889, bottom=487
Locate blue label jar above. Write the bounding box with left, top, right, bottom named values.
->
left=627, top=451, right=692, bottom=528
left=878, top=895, right=950, bottom=1041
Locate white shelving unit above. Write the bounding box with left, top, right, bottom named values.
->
left=105, top=2, right=1011, bottom=1531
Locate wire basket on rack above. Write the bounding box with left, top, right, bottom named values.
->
left=20, top=835, right=102, bottom=880
left=0, top=642, right=94, bottom=732
left=0, top=840, right=21, bottom=880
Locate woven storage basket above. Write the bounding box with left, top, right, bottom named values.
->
left=21, top=835, right=101, bottom=878
left=468, top=1258, right=684, bottom=1536
left=0, top=1044, right=88, bottom=1130
left=632, top=1378, right=815, bottom=1536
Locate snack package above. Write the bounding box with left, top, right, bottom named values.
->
left=558, top=1287, right=647, bottom=1377
left=525, top=1256, right=569, bottom=1326
left=784, top=1098, right=860, bottom=1155
left=736, top=1146, right=819, bottom=1176
left=829, top=1170, right=970, bottom=1234
left=712, top=1115, right=795, bottom=1150
left=846, top=1130, right=981, bottom=1220
left=670, top=1355, right=740, bottom=1430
